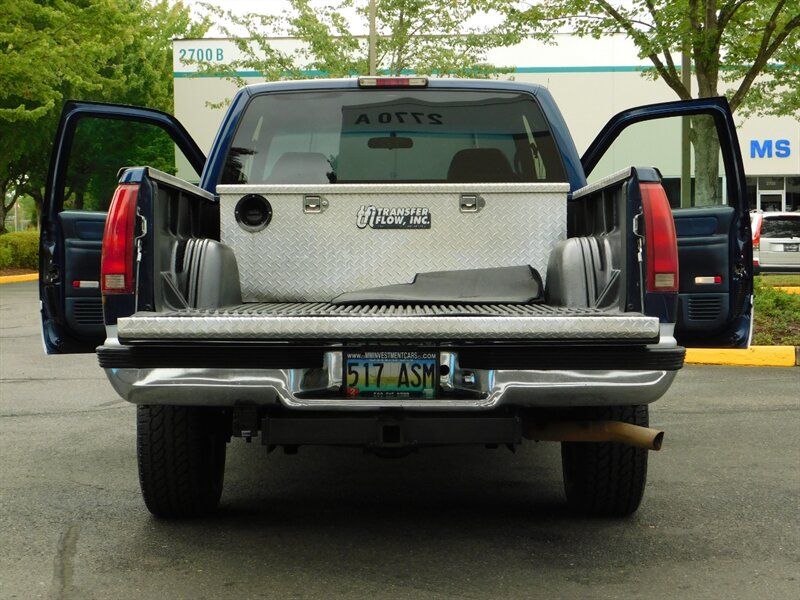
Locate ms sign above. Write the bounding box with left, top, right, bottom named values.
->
left=750, top=139, right=792, bottom=158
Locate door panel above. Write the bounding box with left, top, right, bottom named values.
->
left=40, top=101, right=204, bottom=354
left=673, top=207, right=734, bottom=294
left=673, top=207, right=733, bottom=334
left=59, top=211, right=106, bottom=338
left=582, top=97, right=752, bottom=348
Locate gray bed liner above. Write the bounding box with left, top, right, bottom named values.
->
left=117, top=303, right=659, bottom=342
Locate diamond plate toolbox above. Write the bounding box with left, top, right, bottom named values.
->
left=218, top=183, right=569, bottom=302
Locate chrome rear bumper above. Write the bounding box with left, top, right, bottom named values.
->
left=104, top=347, right=678, bottom=410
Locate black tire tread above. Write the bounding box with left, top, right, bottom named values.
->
left=137, top=405, right=227, bottom=518
left=561, top=405, right=649, bottom=517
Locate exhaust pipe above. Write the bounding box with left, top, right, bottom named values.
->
left=524, top=421, right=664, bottom=451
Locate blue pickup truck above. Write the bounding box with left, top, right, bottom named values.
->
left=39, top=77, right=752, bottom=518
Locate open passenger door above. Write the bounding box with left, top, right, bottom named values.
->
left=40, top=101, right=205, bottom=353
left=582, top=97, right=752, bottom=348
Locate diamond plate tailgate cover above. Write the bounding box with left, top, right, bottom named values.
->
left=218, top=183, right=569, bottom=302
left=118, top=303, right=660, bottom=342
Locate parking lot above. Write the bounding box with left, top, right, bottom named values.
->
left=1, top=280, right=799, bottom=600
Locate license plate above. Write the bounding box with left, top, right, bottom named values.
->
left=784, top=243, right=798, bottom=252
left=344, top=351, right=438, bottom=399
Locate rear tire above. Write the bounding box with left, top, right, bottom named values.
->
left=137, top=405, right=229, bottom=518
left=561, top=405, right=649, bottom=517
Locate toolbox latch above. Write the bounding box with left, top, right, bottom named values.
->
left=459, top=194, right=484, bottom=213
left=303, top=195, right=328, bottom=214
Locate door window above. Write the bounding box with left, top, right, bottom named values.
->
left=758, top=193, right=784, bottom=213
left=587, top=114, right=727, bottom=210
left=787, top=178, right=800, bottom=212
left=46, top=115, right=201, bottom=349
left=60, top=118, right=200, bottom=213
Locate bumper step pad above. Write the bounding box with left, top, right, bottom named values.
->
left=118, top=302, right=659, bottom=342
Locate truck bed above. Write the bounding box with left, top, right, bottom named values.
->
left=117, top=302, right=659, bottom=342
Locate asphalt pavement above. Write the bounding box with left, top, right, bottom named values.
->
left=1, top=281, right=798, bottom=600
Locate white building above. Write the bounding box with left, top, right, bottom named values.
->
left=173, top=34, right=799, bottom=212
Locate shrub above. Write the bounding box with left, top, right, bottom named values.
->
left=752, top=277, right=800, bottom=346
left=0, top=231, right=39, bottom=270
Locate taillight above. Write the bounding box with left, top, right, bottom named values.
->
left=101, top=184, right=139, bottom=294
left=753, top=222, right=761, bottom=251
left=640, top=182, right=679, bottom=293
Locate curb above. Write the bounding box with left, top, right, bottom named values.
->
left=685, top=346, right=798, bottom=367
left=0, top=273, right=38, bottom=284
left=1, top=272, right=796, bottom=367
left=774, top=286, right=800, bottom=294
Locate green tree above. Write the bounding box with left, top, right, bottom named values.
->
left=1, top=0, right=124, bottom=231
left=0, top=0, right=207, bottom=233
left=511, top=0, right=800, bottom=206
left=200, top=0, right=519, bottom=86
left=64, top=120, right=179, bottom=212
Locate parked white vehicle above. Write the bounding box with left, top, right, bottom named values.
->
left=751, top=211, right=800, bottom=274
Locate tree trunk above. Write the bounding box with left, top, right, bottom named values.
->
left=0, top=204, right=8, bottom=235
left=30, top=189, right=43, bottom=229
left=691, top=115, right=722, bottom=207
left=0, top=180, right=20, bottom=234
left=0, top=180, right=8, bottom=234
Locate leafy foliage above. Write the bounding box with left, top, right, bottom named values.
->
left=64, top=120, right=179, bottom=212
left=198, top=0, right=519, bottom=87
left=752, top=277, right=800, bottom=346
left=510, top=1, right=800, bottom=116
left=719, top=1, right=800, bottom=117
left=0, top=231, right=39, bottom=270
left=509, top=1, right=798, bottom=209
left=0, top=1, right=208, bottom=232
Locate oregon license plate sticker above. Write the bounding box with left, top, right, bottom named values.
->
left=344, top=351, right=437, bottom=399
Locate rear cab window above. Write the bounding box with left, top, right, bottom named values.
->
left=761, top=215, right=800, bottom=237
left=221, top=89, right=566, bottom=185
